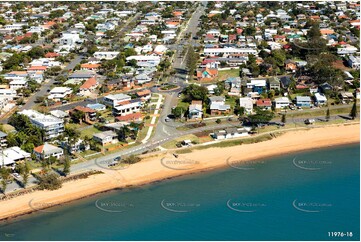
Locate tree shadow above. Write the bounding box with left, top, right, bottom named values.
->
left=51, top=167, right=65, bottom=177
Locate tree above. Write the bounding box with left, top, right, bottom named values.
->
left=172, top=107, right=184, bottom=119
left=307, top=23, right=321, bottom=40
left=71, top=110, right=85, bottom=124
left=38, top=172, right=62, bottom=190
left=350, top=99, right=358, bottom=120
left=215, top=119, right=221, bottom=124
left=183, top=84, right=209, bottom=103
left=248, top=110, right=275, bottom=124
left=18, top=162, right=30, bottom=188
left=62, top=156, right=71, bottom=176
left=0, top=166, right=11, bottom=194
left=325, top=108, right=330, bottom=121
left=123, top=155, right=141, bottom=164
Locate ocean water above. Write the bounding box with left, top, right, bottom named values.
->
left=0, top=144, right=359, bottom=241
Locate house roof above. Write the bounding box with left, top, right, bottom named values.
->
left=80, top=77, right=98, bottom=89
left=27, top=66, right=47, bottom=71
left=136, top=89, right=151, bottom=97
left=34, top=143, right=63, bottom=155
left=81, top=63, right=101, bottom=69
left=73, top=106, right=96, bottom=113
left=45, top=52, right=60, bottom=58
left=93, top=130, right=117, bottom=140
left=256, top=99, right=272, bottom=106
left=116, top=112, right=142, bottom=122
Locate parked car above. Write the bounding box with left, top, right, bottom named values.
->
left=304, top=119, right=315, bottom=125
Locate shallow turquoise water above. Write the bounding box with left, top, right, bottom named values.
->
left=0, top=144, right=359, bottom=241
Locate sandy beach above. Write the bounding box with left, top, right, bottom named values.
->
left=0, top=123, right=359, bottom=221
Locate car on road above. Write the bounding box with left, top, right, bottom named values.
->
left=62, top=100, right=68, bottom=104
left=114, top=156, right=121, bottom=162
left=193, top=36, right=199, bottom=40
left=165, top=117, right=171, bottom=122
left=304, top=119, right=315, bottom=125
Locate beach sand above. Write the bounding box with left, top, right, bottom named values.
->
left=0, top=123, right=359, bottom=221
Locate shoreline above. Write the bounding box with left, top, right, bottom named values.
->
left=0, top=123, right=359, bottom=222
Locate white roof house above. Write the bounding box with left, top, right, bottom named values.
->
left=204, top=48, right=258, bottom=56
left=103, top=93, right=131, bottom=107
left=0, top=146, right=30, bottom=167
left=126, top=55, right=160, bottom=67
left=239, top=97, right=253, bottom=114
left=274, top=97, right=290, bottom=109
left=48, top=87, right=72, bottom=100
left=314, top=93, right=327, bottom=105
left=93, top=52, right=119, bottom=60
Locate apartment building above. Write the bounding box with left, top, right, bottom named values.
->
left=19, top=110, right=64, bottom=140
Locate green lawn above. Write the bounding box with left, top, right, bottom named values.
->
left=218, top=69, right=240, bottom=80
left=80, top=126, right=101, bottom=138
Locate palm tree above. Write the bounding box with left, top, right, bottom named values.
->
left=326, top=108, right=330, bottom=121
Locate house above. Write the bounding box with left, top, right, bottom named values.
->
left=50, top=110, right=69, bottom=119
left=188, top=100, right=203, bottom=120
left=239, top=97, right=253, bottom=114
left=285, top=60, right=297, bottom=72
left=19, top=109, right=64, bottom=140
left=134, top=74, right=152, bottom=84
left=70, top=106, right=97, bottom=123
left=9, top=79, right=27, bottom=90
left=103, top=93, right=131, bottom=107
left=33, top=143, right=64, bottom=160
left=346, top=55, right=360, bottom=70
left=209, top=96, right=230, bottom=115
left=61, top=139, right=89, bottom=154
left=126, top=55, right=160, bottom=67
left=115, top=112, right=143, bottom=122
left=0, top=146, right=30, bottom=167
left=113, top=98, right=143, bottom=116
left=247, top=79, right=267, bottom=94
left=213, top=128, right=249, bottom=140
left=81, top=63, right=101, bottom=71
left=68, top=71, right=96, bottom=80
left=86, top=103, right=106, bottom=111
left=268, top=77, right=280, bottom=90
left=93, top=131, right=118, bottom=146
left=295, top=96, right=311, bottom=107
left=136, top=89, right=151, bottom=101
left=274, top=97, right=290, bottom=109
left=204, top=47, right=257, bottom=56
left=256, top=99, right=272, bottom=110
left=0, top=88, right=17, bottom=100
left=0, top=131, right=7, bottom=148
left=196, top=68, right=218, bottom=82
left=79, top=77, right=99, bottom=97
left=206, top=84, right=218, bottom=94
left=93, top=51, right=119, bottom=60
left=48, top=87, right=72, bottom=100
left=280, top=76, right=292, bottom=89
left=339, top=91, right=354, bottom=103
left=314, top=93, right=327, bottom=106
